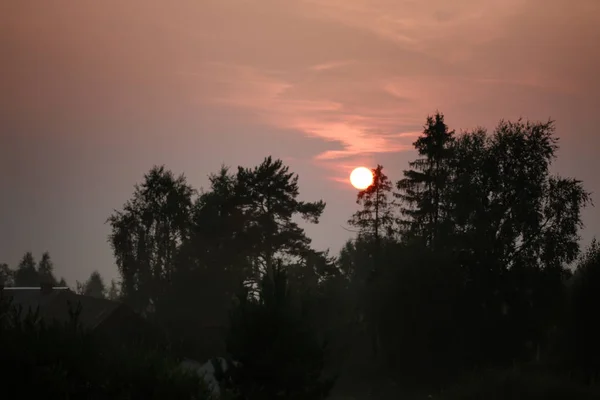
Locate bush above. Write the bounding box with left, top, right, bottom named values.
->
left=0, top=294, right=214, bottom=399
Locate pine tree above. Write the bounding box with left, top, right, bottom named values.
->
left=37, top=252, right=58, bottom=286
left=79, top=271, right=107, bottom=299
left=236, top=157, right=325, bottom=280
left=396, top=112, right=455, bottom=248
left=348, top=164, right=396, bottom=255
left=14, top=252, right=39, bottom=287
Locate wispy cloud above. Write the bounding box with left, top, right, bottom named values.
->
left=191, top=61, right=420, bottom=161
left=176, top=0, right=599, bottom=169
left=309, top=60, right=355, bottom=71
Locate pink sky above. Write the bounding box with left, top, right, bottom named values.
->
left=1, top=0, right=599, bottom=284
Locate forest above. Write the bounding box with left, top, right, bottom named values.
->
left=2, top=112, right=600, bottom=399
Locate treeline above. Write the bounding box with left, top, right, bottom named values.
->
left=6, top=112, right=600, bottom=398
left=337, top=114, right=598, bottom=395
left=1, top=252, right=121, bottom=299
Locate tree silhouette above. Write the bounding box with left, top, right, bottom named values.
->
left=561, top=239, right=600, bottom=383
left=396, top=112, right=455, bottom=249
left=349, top=165, right=396, bottom=244
left=236, top=156, right=326, bottom=282
left=14, top=252, right=39, bottom=287
left=77, top=270, right=107, bottom=299
left=108, top=165, right=194, bottom=313
left=227, top=263, right=335, bottom=399
left=0, top=263, right=13, bottom=287
left=107, top=279, right=121, bottom=300
left=447, top=119, right=590, bottom=366
left=37, top=252, right=58, bottom=286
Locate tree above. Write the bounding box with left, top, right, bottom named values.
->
left=161, top=159, right=327, bottom=360
left=161, top=166, right=250, bottom=360
left=108, top=165, right=195, bottom=313
left=235, top=156, right=326, bottom=282
left=396, top=112, right=455, bottom=248
left=346, top=164, right=396, bottom=362
left=348, top=165, right=396, bottom=240
left=107, top=279, right=121, bottom=301
left=0, top=263, right=13, bottom=287
left=448, top=118, right=590, bottom=367
left=348, top=164, right=396, bottom=270
left=226, top=264, right=335, bottom=399
left=14, top=252, right=39, bottom=287
left=558, top=239, right=600, bottom=383
left=37, top=252, right=57, bottom=286
left=77, top=271, right=107, bottom=299
left=183, top=166, right=250, bottom=297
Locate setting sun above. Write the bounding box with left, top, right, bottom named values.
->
left=350, top=167, right=374, bottom=190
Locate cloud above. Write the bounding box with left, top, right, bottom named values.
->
left=4, top=0, right=599, bottom=166
left=309, top=61, right=355, bottom=71
left=177, top=0, right=600, bottom=168
left=188, top=60, right=420, bottom=160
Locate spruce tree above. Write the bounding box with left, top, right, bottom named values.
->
left=395, top=112, right=455, bottom=248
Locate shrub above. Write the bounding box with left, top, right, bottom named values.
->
left=0, top=294, right=214, bottom=399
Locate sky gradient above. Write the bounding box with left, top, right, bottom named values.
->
left=2, top=0, right=599, bottom=284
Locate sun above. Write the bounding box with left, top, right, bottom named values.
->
left=350, top=167, right=374, bottom=190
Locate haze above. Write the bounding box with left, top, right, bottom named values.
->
left=1, top=0, right=599, bottom=284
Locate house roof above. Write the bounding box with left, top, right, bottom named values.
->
left=1, top=287, right=124, bottom=330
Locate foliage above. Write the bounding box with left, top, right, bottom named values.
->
left=8, top=111, right=592, bottom=398
left=235, top=156, right=326, bottom=282
left=107, top=278, right=121, bottom=300
left=0, top=263, right=13, bottom=286
left=14, top=251, right=40, bottom=286
left=348, top=164, right=396, bottom=243
left=549, top=239, right=600, bottom=384
left=396, top=112, right=455, bottom=247
left=107, top=165, right=195, bottom=313
left=37, top=251, right=58, bottom=285
left=0, top=293, right=214, bottom=399
left=226, top=264, right=335, bottom=399
left=77, top=270, right=107, bottom=299
left=3, top=251, right=62, bottom=288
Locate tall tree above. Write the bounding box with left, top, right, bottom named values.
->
left=348, top=165, right=396, bottom=268
left=14, top=252, right=39, bottom=287
left=161, top=166, right=250, bottom=360
left=108, top=165, right=195, bottom=312
left=37, top=252, right=57, bottom=286
left=396, top=112, right=455, bottom=248
left=449, top=118, right=590, bottom=367
left=236, top=157, right=326, bottom=281
left=185, top=166, right=250, bottom=291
